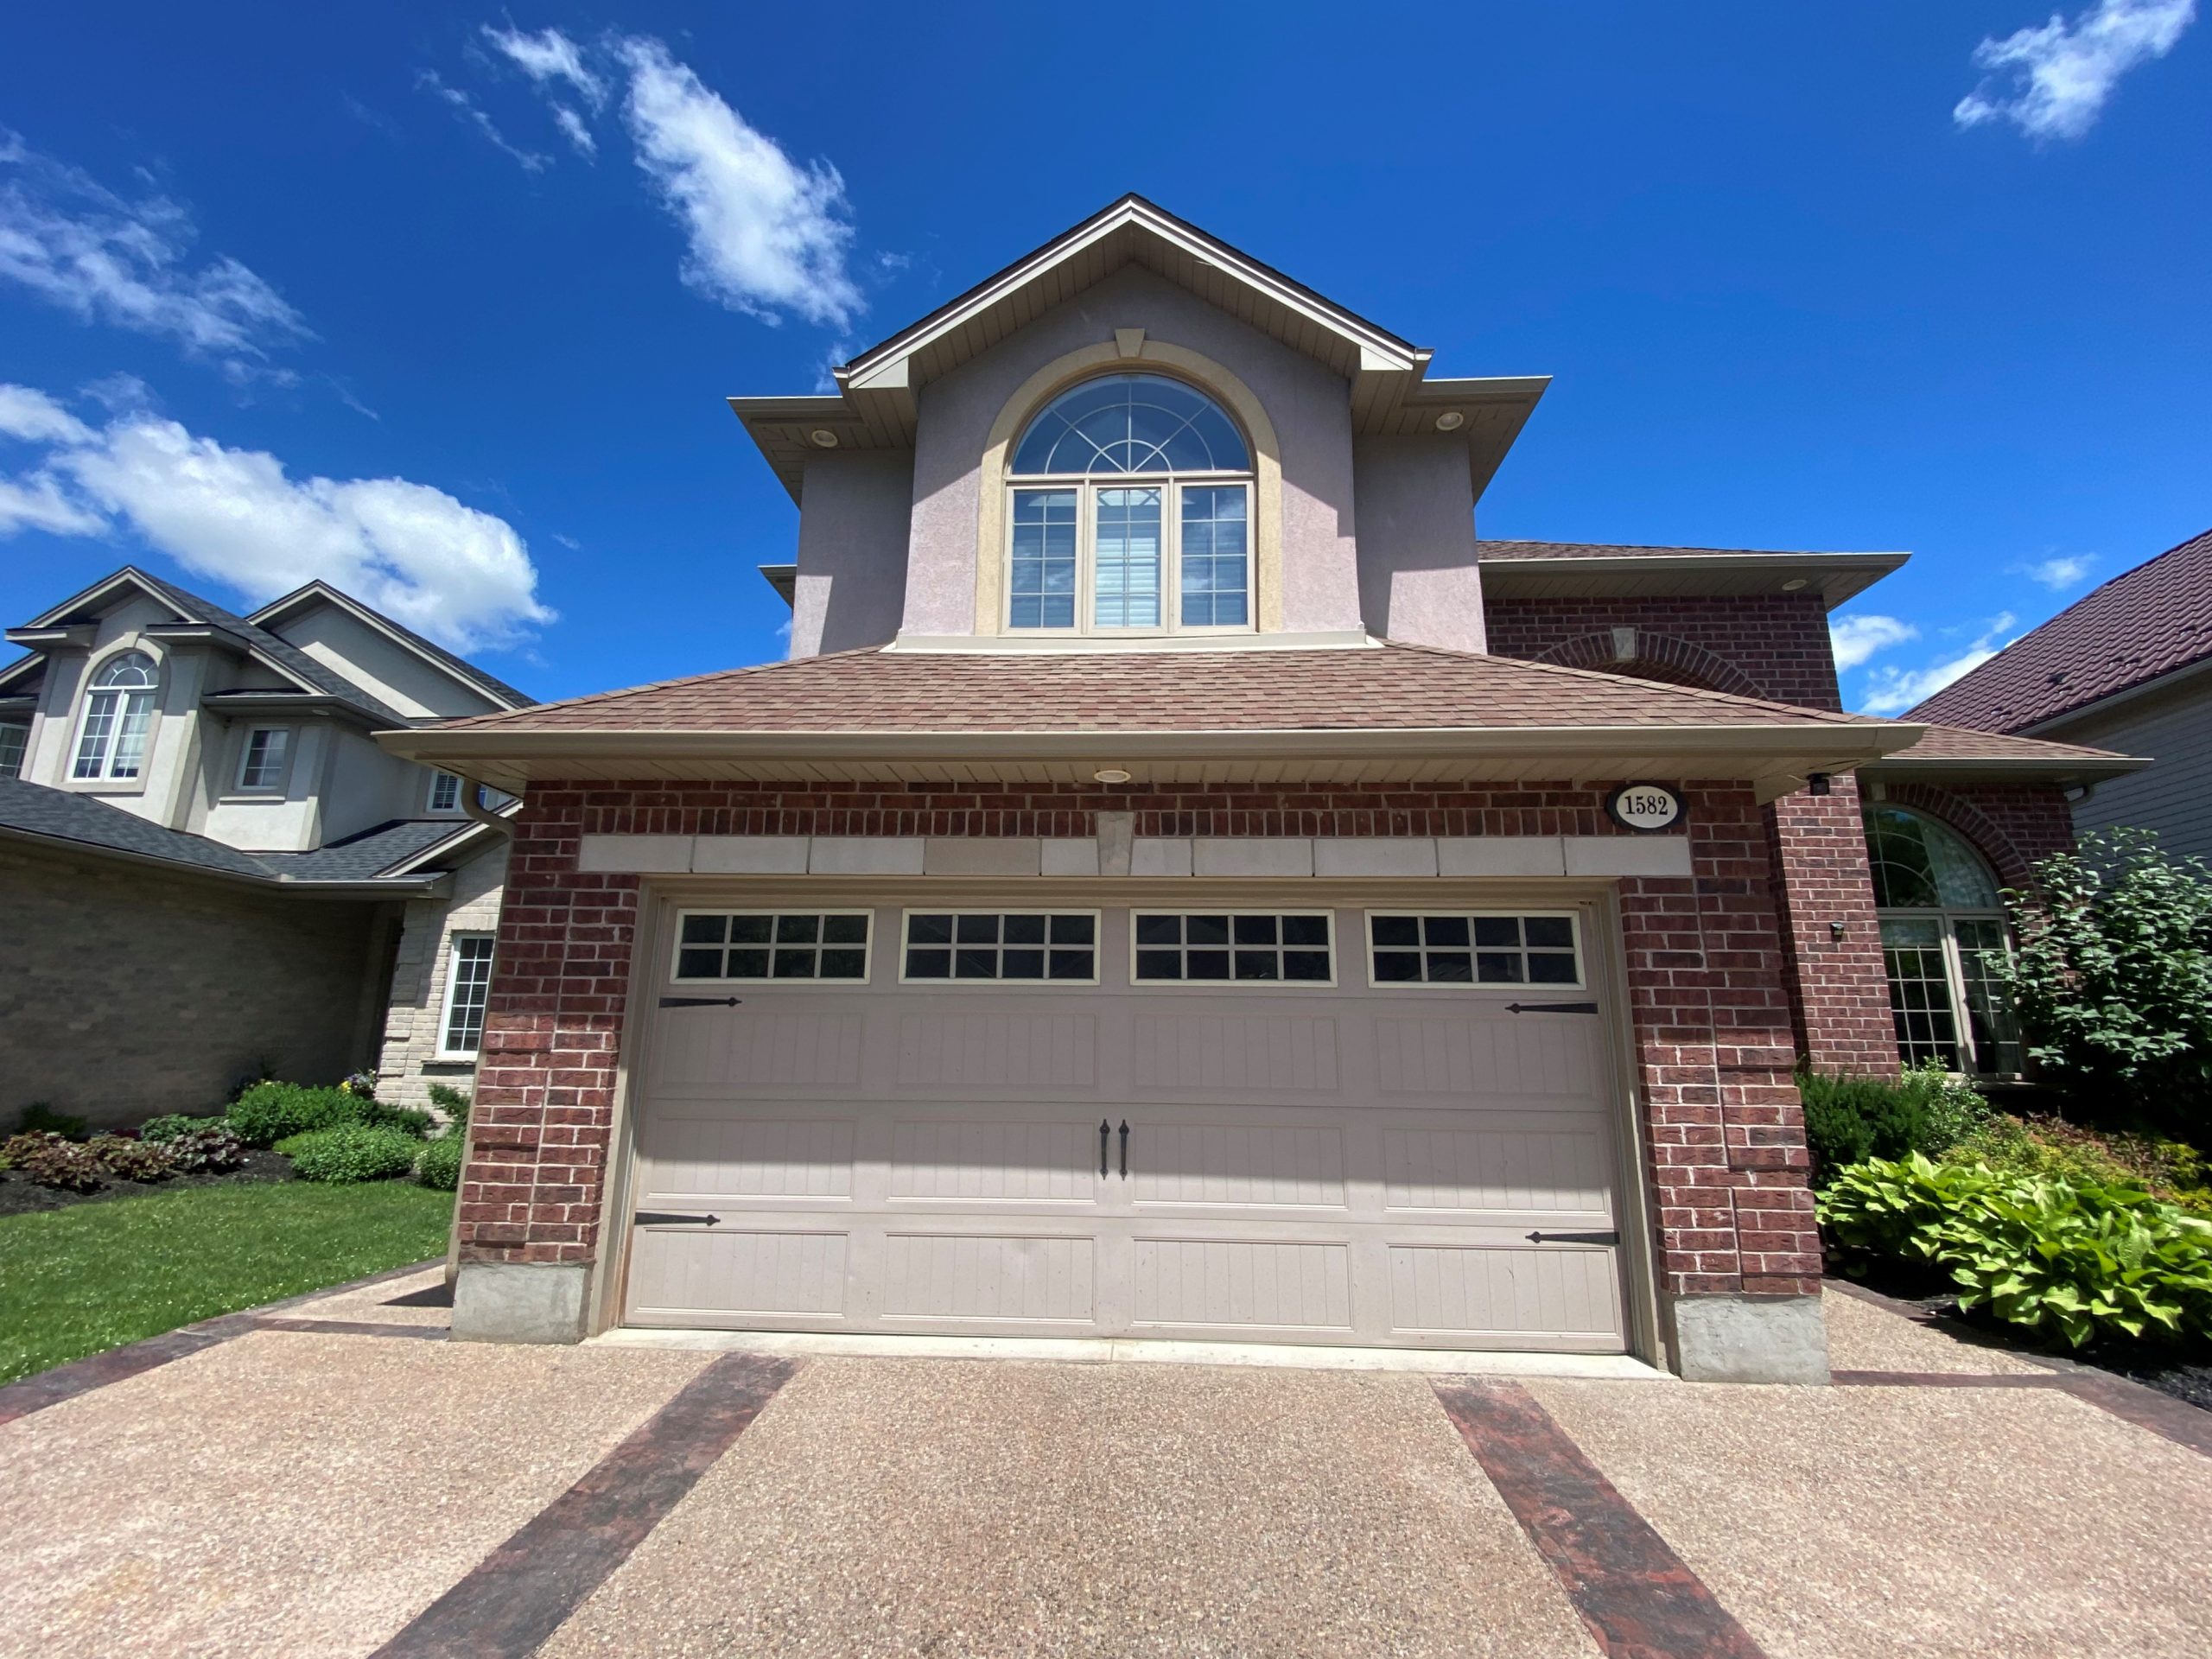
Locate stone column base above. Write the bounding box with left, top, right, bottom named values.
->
left=1668, top=1293, right=1830, bottom=1383
left=452, top=1262, right=591, bottom=1344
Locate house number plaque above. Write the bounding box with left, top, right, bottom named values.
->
left=1605, top=783, right=1685, bottom=834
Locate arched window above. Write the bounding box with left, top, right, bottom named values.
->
left=72, top=650, right=159, bottom=781
left=1006, top=372, right=1253, bottom=634
left=1864, top=805, right=2020, bottom=1075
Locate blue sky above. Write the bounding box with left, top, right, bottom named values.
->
left=1, top=2, right=2204, bottom=713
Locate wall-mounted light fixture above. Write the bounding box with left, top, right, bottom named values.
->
left=1830, top=920, right=1847, bottom=943
left=1808, top=772, right=1833, bottom=797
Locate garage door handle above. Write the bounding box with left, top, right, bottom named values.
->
left=658, top=996, right=742, bottom=1008
left=1099, top=1120, right=1110, bottom=1179
left=636, top=1211, right=721, bottom=1226
left=1118, top=1120, right=1129, bottom=1179
left=1506, top=1001, right=1599, bottom=1015
left=1525, top=1229, right=1619, bottom=1246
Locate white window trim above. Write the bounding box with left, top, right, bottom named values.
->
left=0, top=722, right=26, bottom=781
left=669, top=908, right=876, bottom=987
left=896, top=907, right=1103, bottom=987
left=427, top=769, right=467, bottom=815
left=69, top=647, right=160, bottom=785
left=232, top=725, right=292, bottom=794
left=1003, top=474, right=1255, bottom=639
left=1362, top=910, right=1589, bottom=992
left=1128, top=909, right=1340, bottom=988
left=435, top=932, right=497, bottom=1060
left=1876, top=906, right=2016, bottom=1077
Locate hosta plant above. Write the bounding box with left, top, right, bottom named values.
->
left=1821, top=1153, right=2212, bottom=1349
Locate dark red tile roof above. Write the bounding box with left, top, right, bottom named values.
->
left=1910, top=526, right=2212, bottom=731
left=438, top=640, right=1896, bottom=736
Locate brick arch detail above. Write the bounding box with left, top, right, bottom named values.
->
left=1876, top=784, right=2036, bottom=891
left=1532, top=630, right=1766, bottom=701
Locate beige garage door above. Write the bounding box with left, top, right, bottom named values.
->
left=621, top=895, right=1630, bottom=1352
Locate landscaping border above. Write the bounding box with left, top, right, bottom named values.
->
left=0, top=1258, right=442, bottom=1427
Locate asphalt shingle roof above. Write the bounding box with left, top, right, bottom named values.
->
left=1909, top=526, right=2212, bottom=732
left=1877, top=724, right=2134, bottom=764
left=436, top=640, right=1895, bottom=736
left=1475, top=540, right=1884, bottom=562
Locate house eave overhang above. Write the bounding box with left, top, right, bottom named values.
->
left=1476, top=552, right=1910, bottom=611
left=200, top=692, right=400, bottom=731
left=1858, top=753, right=2151, bottom=788
left=379, top=721, right=1923, bottom=804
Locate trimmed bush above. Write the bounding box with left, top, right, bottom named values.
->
left=284, top=1123, right=423, bottom=1185
left=86, top=1135, right=175, bottom=1183
left=227, top=1083, right=430, bottom=1147
left=1821, top=1153, right=2212, bottom=1349
left=360, top=1103, right=434, bottom=1138
left=1800, top=1062, right=1986, bottom=1187
left=414, top=1134, right=463, bottom=1192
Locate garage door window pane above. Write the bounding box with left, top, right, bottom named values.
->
left=1370, top=913, right=1581, bottom=988
left=1132, top=913, right=1334, bottom=983
left=903, top=912, right=1098, bottom=982
left=674, top=912, right=871, bottom=981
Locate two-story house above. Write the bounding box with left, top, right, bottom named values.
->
left=0, top=567, right=531, bottom=1122
left=386, top=197, right=2137, bottom=1381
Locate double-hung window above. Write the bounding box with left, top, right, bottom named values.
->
left=439, top=934, right=496, bottom=1057
left=1006, top=373, right=1252, bottom=635
left=237, top=727, right=290, bottom=791
left=71, top=650, right=158, bottom=781
left=0, top=723, right=24, bottom=780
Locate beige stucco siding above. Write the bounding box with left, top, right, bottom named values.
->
left=1351, top=435, right=1485, bottom=652
left=899, top=265, right=1363, bottom=638
left=791, top=450, right=914, bottom=658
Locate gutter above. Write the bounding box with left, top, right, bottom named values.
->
left=0, top=820, right=448, bottom=897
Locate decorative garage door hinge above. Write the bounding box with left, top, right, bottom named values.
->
left=1524, top=1230, right=1620, bottom=1246
left=635, top=1211, right=721, bottom=1226
left=658, top=995, right=742, bottom=1008
left=1505, top=1001, right=1599, bottom=1014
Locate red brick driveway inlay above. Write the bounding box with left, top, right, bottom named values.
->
left=1433, top=1377, right=1769, bottom=1659
left=371, top=1351, right=799, bottom=1659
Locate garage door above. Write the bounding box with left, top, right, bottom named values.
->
left=621, top=895, right=1631, bottom=1352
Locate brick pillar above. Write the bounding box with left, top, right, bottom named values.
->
left=1764, top=775, right=1900, bottom=1078
left=1623, top=782, right=1828, bottom=1380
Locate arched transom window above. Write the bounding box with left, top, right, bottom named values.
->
left=1006, top=372, right=1253, bottom=634
left=1864, top=805, right=2020, bottom=1075
left=72, top=650, right=159, bottom=782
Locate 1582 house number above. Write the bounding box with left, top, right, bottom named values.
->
left=1605, top=784, right=1685, bottom=833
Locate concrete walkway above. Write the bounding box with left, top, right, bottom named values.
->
left=0, top=1272, right=2205, bottom=1659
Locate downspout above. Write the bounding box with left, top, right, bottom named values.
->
left=446, top=771, right=518, bottom=1286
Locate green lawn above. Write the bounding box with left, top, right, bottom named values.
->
left=0, top=1181, right=453, bottom=1386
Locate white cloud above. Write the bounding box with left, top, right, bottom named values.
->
left=552, top=105, right=597, bottom=158
left=1860, top=613, right=2018, bottom=715
left=617, top=37, right=862, bottom=329
left=0, top=384, right=93, bottom=447
left=418, top=71, right=550, bottom=172
left=0, top=383, right=552, bottom=652
left=1829, top=613, right=1918, bottom=672
left=483, top=25, right=607, bottom=109
left=2024, top=552, right=2097, bottom=589
left=0, top=130, right=308, bottom=375
left=1955, top=0, right=2196, bottom=139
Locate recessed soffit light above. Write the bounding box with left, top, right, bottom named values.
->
left=1433, top=410, right=1465, bottom=432
left=1092, top=768, right=1133, bottom=785
left=1782, top=577, right=1808, bottom=592
left=808, top=429, right=840, bottom=448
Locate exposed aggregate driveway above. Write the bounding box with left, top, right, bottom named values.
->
left=0, top=1268, right=2206, bottom=1659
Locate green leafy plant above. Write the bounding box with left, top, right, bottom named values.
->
left=86, top=1135, right=175, bottom=1184
left=426, top=1083, right=472, bottom=1128
left=3, top=1134, right=105, bottom=1192
left=283, top=1123, right=423, bottom=1185
left=1948, top=1113, right=2209, bottom=1210
left=137, top=1115, right=220, bottom=1145
left=2003, top=830, right=2212, bottom=1136
left=11, top=1103, right=89, bottom=1141
left=414, top=1134, right=463, bottom=1192
left=162, top=1127, right=249, bottom=1175
left=1821, top=1153, right=2212, bottom=1348
left=1799, top=1062, right=1985, bottom=1187
left=227, top=1084, right=429, bottom=1147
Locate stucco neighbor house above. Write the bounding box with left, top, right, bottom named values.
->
left=0, top=567, right=531, bottom=1124
left=1907, top=524, right=2212, bottom=864
left=383, top=196, right=2139, bottom=1382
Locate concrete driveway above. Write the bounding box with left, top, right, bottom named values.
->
left=1, top=1271, right=2206, bottom=1659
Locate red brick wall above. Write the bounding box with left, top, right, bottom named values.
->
left=1878, top=781, right=2075, bottom=890
left=1764, top=777, right=1902, bottom=1077
left=461, top=777, right=1821, bottom=1303
left=1483, top=594, right=1844, bottom=710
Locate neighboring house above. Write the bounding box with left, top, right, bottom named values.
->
left=0, top=567, right=531, bottom=1125
left=1909, top=525, right=2212, bottom=863
left=384, top=196, right=2133, bottom=1382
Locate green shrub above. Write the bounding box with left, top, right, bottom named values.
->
left=1821, top=1153, right=2212, bottom=1348
left=283, top=1123, right=423, bottom=1185
left=137, top=1114, right=219, bottom=1145
left=414, top=1134, right=463, bottom=1192
left=427, top=1083, right=472, bottom=1130
left=12, top=1103, right=89, bottom=1141
left=360, top=1103, right=433, bottom=1138
left=163, top=1127, right=249, bottom=1175
left=86, top=1135, right=175, bottom=1183
left=227, top=1084, right=430, bottom=1147
left=1799, top=1062, right=1982, bottom=1186
left=1948, top=1114, right=2210, bottom=1213
left=4, top=1134, right=105, bottom=1192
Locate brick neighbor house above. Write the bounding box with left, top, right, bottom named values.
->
left=385, top=198, right=2139, bottom=1381
left=0, top=569, right=530, bottom=1122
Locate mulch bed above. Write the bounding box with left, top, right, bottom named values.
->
left=1832, top=1259, right=2212, bottom=1415
left=0, top=1151, right=294, bottom=1218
